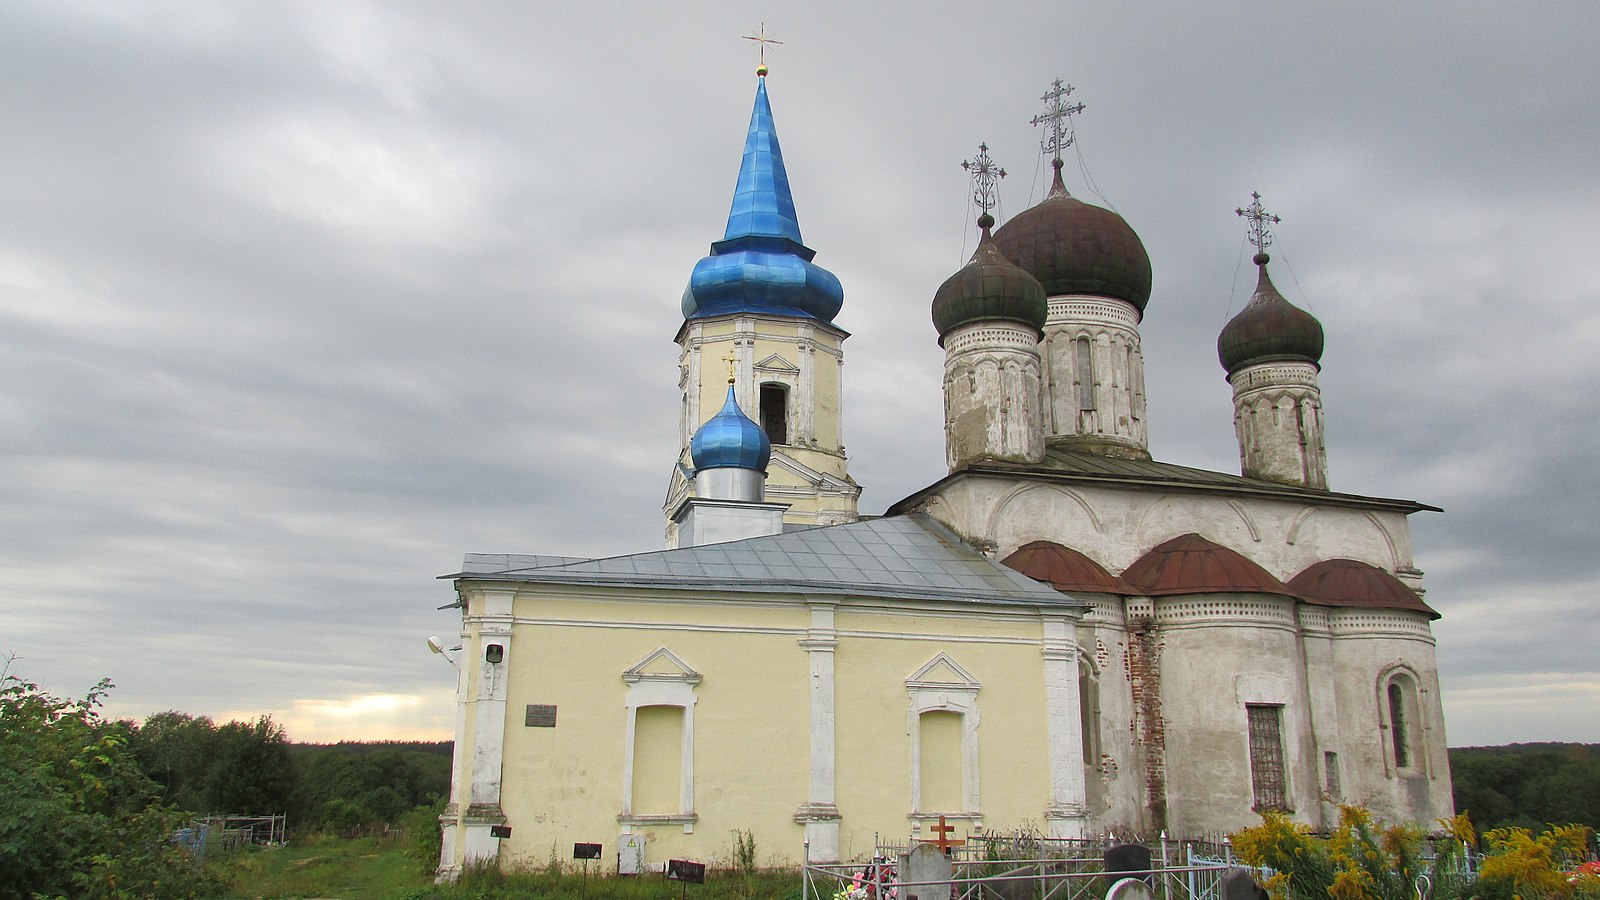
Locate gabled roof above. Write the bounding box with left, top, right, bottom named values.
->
left=449, top=513, right=1083, bottom=609
left=886, top=446, right=1439, bottom=516
left=1287, top=558, right=1439, bottom=619
left=1001, top=541, right=1130, bottom=594
left=1121, top=533, right=1298, bottom=598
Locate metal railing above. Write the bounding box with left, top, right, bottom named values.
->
left=802, top=846, right=1238, bottom=900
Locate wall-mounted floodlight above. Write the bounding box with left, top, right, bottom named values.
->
left=485, top=643, right=505, bottom=665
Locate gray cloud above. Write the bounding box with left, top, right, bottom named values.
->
left=1, top=1, right=1595, bottom=744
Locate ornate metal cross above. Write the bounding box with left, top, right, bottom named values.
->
left=961, top=143, right=1006, bottom=222
left=743, top=23, right=783, bottom=71
left=1031, top=78, right=1086, bottom=162
left=721, top=350, right=738, bottom=384
left=1236, top=191, right=1281, bottom=253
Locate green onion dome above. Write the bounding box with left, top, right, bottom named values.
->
left=932, top=216, right=1048, bottom=345
left=1217, top=253, right=1325, bottom=374
left=991, top=160, right=1152, bottom=312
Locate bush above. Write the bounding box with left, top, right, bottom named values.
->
left=0, top=668, right=222, bottom=898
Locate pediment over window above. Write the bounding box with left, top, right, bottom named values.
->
left=907, top=652, right=980, bottom=690
left=754, top=353, right=800, bottom=374
left=623, top=647, right=702, bottom=684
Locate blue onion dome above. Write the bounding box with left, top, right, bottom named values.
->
left=990, top=159, right=1152, bottom=312
left=932, top=215, right=1047, bottom=346
left=1217, top=252, right=1325, bottom=374
left=689, top=384, right=772, bottom=472
left=681, top=74, right=845, bottom=323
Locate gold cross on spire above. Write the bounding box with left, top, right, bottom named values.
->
left=743, top=22, right=782, bottom=75
left=721, top=350, right=737, bottom=384
left=1236, top=191, right=1281, bottom=255
left=1031, top=79, right=1086, bottom=163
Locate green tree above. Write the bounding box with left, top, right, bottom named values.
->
left=129, top=711, right=218, bottom=812
left=0, top=667, right=219, bottom=898
left=203, top=716, right=298, bottom=813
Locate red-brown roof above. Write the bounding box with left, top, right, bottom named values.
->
left=1002, top=541, right=1130, bottom=594
left=1120, top=533, right=1296, bottom=597
left=1287, top=559, right=1440, bottom=619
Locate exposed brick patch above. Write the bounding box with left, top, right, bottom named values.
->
left=1127, top=616, right=1167, bottom=830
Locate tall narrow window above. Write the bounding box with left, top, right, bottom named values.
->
left=917, top=711, right=963, bottom=813
left=1246, top=704, right=1287, bottom=811
left=1079, top=661, right=1101, bottom=766
left=1388, top=682, right=1410, bottom=768
left=1324, top=751, right=1341, bottom=799
left=759, top=382, right=788, bottom=444
left=1076, top=337, right=1095, bottom=410
left=631, top=705, right=684, bottom=814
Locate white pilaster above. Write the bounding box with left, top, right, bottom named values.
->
left=1041, top=615, right=1088, bottom=838
left=795, top=600, right=842, bottom=861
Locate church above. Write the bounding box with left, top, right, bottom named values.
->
left=433, top=65, right=1454, bottom=879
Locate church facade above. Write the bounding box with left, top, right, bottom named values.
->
left=435, top=70, right=1453, bottom=879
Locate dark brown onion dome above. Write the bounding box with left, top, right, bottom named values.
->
left=932, top=216, right=1048, bottom=345
left=1217, top=253, right=1324, bottom=374
left=1002, top=540, right=1130, bottom=594
left=1286, top=559, right=1440, bottom=619
left=990, top=160, right=1152, bottom=312
left=1121, top=533, right=1297, bottom=597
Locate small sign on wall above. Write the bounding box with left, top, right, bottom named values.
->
left=666, top=859, right=706, bottom=883
left=525, top=704, right=557, bottom=727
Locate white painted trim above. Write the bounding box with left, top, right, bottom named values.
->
left=906, top=654, right=981, bottom=816
left=1041, top=616, right=1087, bottom=837
left=620, top=648, right=700, bottom=831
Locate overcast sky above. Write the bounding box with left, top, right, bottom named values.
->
left=2, top=2, right=1596, bottom=747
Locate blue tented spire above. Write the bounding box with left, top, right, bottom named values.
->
left=724, top=78, right=804, bottom=244
left=681, top=74, right=844, bottom=324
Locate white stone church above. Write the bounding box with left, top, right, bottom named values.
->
left=434, top=68, right=1454, bottom=879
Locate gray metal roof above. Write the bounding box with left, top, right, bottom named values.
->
left=887, top=447, right=1440, bottom=515
left=450, top=513, right=1081, bottom=609
left=459, top=554, right=590, bottom=574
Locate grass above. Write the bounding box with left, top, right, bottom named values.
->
left=212, top=833, right=432, bottom=899
left=210, top=834, right=803, bottom=899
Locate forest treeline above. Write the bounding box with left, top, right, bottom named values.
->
left=123, top=717, right=1600, bottom=835
left=128, top=710, right=451, bottom=830
left=1449, top=743, right=1600, bottom=832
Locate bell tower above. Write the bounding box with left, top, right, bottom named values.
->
left=664, top=65, right=860, bottom=543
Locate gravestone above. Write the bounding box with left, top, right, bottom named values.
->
left=1107, top=876, right=1157, bottom=900
left=900, top=843, right=954, bottom=900
left=1105, top=843, right=1154, bottom=883
left=1220, top=868, right=1269, bottom=900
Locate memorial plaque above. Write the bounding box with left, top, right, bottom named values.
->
left=574, top=842, right=603, bottom=860
left=666, top=859, right=706, bottom=883
left=1105, top=843, right=1153, bottom=882
left=901, top=843, right=953, bottom=899
left=525, top=704, right=557, bottom=727
left=1221, top=868, right=1269, bottom=900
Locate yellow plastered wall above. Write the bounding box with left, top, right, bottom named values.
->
left=476, top=589, right=1054, bottom=869
left=494, top=590, right=812, bottom=868
left=831, top=608, right=1049, bottom=856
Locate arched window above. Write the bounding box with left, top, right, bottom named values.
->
left=1079, top=658, right=1101, bottom=766
left=1380, top=668, right=1423, bottom=775
left=1076, top=337, right=1095, bottom=410
left=759, top=382, right=788, bottom=444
